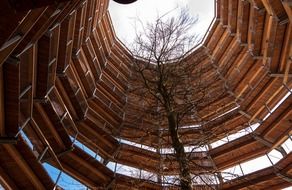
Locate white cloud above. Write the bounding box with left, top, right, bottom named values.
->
left=109, top=0, right=214, bottom=46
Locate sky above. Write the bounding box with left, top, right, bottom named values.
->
left=109, top=0, right=215, bottom=46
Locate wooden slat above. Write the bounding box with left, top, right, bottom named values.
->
left=58, top=65, right=88, bottom=119
left=248, top=6, right=266, bottom=56
left=8, top=0, right=70, bottom=11
left=36, top=24, right=60, bottom=98
left=3, top=144, right=46, bottom=189
left=57, top=10, right=76, bottom=73
left=237, top=0, right=250, bottom=44
left=0, top=165, right=19, bottom=190
left=220, top=0, right=228, bottom=25
left=3, top=57, right=20, bottom=137
left=0, top=8, right=47, bottom=66
left=33, top=102, right=67, bottom=151
left=0, top=66, right=4, bottom=135
left=72, top=49, right=96, bottom=97
left=228, top=0, right=238, bottom=33
left=73, top=1, right=87, bottom=54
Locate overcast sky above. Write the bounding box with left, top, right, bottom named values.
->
left=109, top=0, right=214, bottom=46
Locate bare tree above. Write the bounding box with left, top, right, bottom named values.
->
left=129, top=9, right=220, bottom=190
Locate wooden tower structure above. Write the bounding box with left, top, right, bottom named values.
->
left=0, top=0, right=291, bottom=189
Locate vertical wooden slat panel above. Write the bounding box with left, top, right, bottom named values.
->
left=0, top=66, right=4, bottom=135
left=36, top=24, right=60, bottom=98
left=57, top=10, right=77, bottom=73
left=19, top=45, right=36, bottom=123
left=237, top=0, right=250, bottom=44
left=91, top=31, right=107, bottom=68
left=59, top=64, right=88, bottom=120
left=220, top=0, right=228, bottom=25
left=0, top=8, right=47, bottom=66
left=3, top=57, right=20, bottom=136
left=0, top=0, right=27, bottom=48
left=8, top=0, right=70, bottom=11
left=248, top=6, right=266, bottom=56
left=84, top=0, right=95, bottom=41
left=228, top=0, right=238, bottom=33
left=72, top=49, right=96, bottom=97
left=73, top=2, right=87, bottom=54
left=92, top=0, right=101, bottom=29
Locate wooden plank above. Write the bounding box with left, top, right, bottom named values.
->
left=73, top=2, right=87, bottom=54
left=83, top=0, right=95, bottom=41
left=0, top=164, right=19, bottom=190
left=261, top=15, right=278, bottom=66
left=0, top=0, right=27, bottom=47
left=3, top=144, right=46, bottom=189
left=55, top=77, right=79, bottom=120
left=228, top=0, right=238, bottom=33
left=3, top=57, right=20, bottom=137
left=92, top=0, right=101, bottom=29
left=69, top=151, right=109, bottom=182
left=8, top=0, right=70, bottom=11
left=61, top=81, right=88, bottom=119
left=12, top=4, right=66, bottom=56
left=34, top=103, right=66, bottom=150
left=57, top=10, right=77, bottom=73
left=18, top=44, right=36, bottom=123
left=248, top=6, right=266, bottom=56
left=220, top=0, right=228, bottom=26
left=72, top=49, right=96, bottom=97
left=0, top=8, right=47, bottom=66
left=36, top=24, right=60, bottom=98
left=283, top=1, right=292, bottom=22
left=54, top=161, right=97, bottom=188
left=0, top=66, right=4, bottom=136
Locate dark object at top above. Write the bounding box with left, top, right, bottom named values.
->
left=113, top=0, right=137, bottom=4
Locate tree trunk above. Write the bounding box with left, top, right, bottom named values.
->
left=167, top=112, right=192, bottom=190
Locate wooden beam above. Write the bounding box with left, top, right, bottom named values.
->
left=41, top=147, right=74, bottom=163
left=0, top=137, right=18, bottom=144
left=0, top=65, right=4, bottom=135
left=57, top=161, right=97, bottom=188
left=34, top=103, right=66, bottom=149
left=0, top=35, right=22, bottom=52
left=224, top=172, right=276, bottom=190
left=283, top=1, right=292, bottom=22
left=0, top=165, right=19, bottom=190
left=8, top=0, right=71, bottom=11
left=3, top=56, right=20, bottom=137
left=69, top=152, right=109, bottom=182
left=0, top=8, right=47, bottom=66
left=279, top=22, right=292, bottom=84
left=3, top=144, right=46, bottom=189
left=270, top=73, right=292, bottom=77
